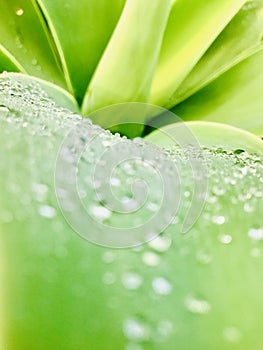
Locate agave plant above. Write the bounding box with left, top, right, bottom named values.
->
left=0, top=1, right=263, bottom=349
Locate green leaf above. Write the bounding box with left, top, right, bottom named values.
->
left=36, top=0, right=126, bottom=103
left=149, top=0, right=246, bottom=107
left=82, top=0, right=171, bottom=121
left=167, top=0, right=263, bottom=107
left=0, top=0, right=66, bottom=89
left=145, top=121, right=263, bottom=154
left=1, top=76, right=262, bottom=350
left=0, top=44, right=25, bottom=73
left=171, top=48, right=263, bottom=136
left=0, top=72, right=79, bottom=113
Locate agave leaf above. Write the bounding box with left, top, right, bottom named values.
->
left=0, top=72, right=79, bottom=112
left=82, top=0, right=171, bottom=121
left=167, top=0, right=263, bottom=107
left=170, top=48, right=263, bottom=136
left=0, top=0, right=66, bottom=89
left=150, top=0, right=246, bottom=107
left=145, top=121, right=263, bottom=154
left=0, top=75, right=262, bottom=349
left=36, top=0, right=126, bottom=103
left=0, top=44, right=25, bottom=73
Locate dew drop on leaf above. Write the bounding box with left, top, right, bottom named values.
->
left=218, top=234, right=232, bottom=245
left=212, top=215, right=226, bottom=225
left=102, top=251, right=115, bottom=264
left=184, top=296, right=211, bottom=314
left=15, top=8, right=24, bottom=16
left=152, top=277, right=172, bottom=295
left=102, top=271, right=116, bottom=285
left=122, top=272, right=143, bottom=290
left=142, top=251, right=160, bottom=267
left=123, top=317, right=150, bottom=342
left=222, top=327, right=242, bottom=343
left=248, top=228, right=263, bottom=241
left=38, top=205, right=56, bottom=219
left=148, top=236, right=172, bottom=252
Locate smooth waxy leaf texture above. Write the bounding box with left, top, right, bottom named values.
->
left=82, top=0, right=171, bottom=119
left=171, top=48, right=263, bottom=136
left=0, top=44, right=25, bottom=73
left=168, top=0, right=263, bottom=107
left=37, top=0, right=126, bottom=103
left=0, top=0, right=66, bottom=88
left=0, top=75, right=263, bottom=350
left=145, top=121, right=263, bottom=154
left=149, top=0, right=246, bottom=107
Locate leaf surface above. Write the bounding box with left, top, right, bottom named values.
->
left=145, top=121, right=263, bottom=154
left=171, top=49, right=263, bottom=136
left=0, top=74, right=262, bottom=350
left=37, top=0, right=126, bottom=103
left=150, top=0, right=246, bottom=107
left=82, top=0, right=171, bottom=127
left=0, top=0, right=66, bottom=88
left=168, top=0, right=263, bottom=107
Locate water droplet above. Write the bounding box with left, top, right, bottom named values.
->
left=148, top=236, right=172, bottom=252
left=142, top=251, right=160, bottom=266
left=16, top=8, right=24, bottom=16
left=31, top=58, right=38, bottom=66
left=212, top=215, right=226, bottom=225
left=248, top=228, right=263, bottom=241
left=222, top=327, right=242, bottom=343
left=243, top=202, right=254, bottom=213
left=185, top=296, right=211, bottom=314
left=152, top=277, right=172, bottom=295
left=102, top=140, right=111, bottom=147
left=102, top=271, right=115, bottom=285
left=218, top=234, right=232, bottom=245
left=212, top=186, right=225, bottom=196
left=90, top=205, right=111, bottom=220
left=102, top=251, right=115, bottom=264
left=250, top=247, right=261, bottom=257
left=146, top=201, right=159, bottom=212
left=38, top=205, right=56, bottom=219
left=32, top=183, right=48, bottom=202
left=0, top=106, right=9, bottom=117
left=122, top=273, right=143, bottom=290
left=206, top=195, right=218, bottom=204
left=110, top=177, right=120, bottom=186
left=123, top=318, right=150, bottom=341
left=184, top=190, right=191, bottom=198
left=196, top=250, right=212, bottom=264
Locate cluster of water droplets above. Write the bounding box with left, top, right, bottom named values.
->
left=0, top=74, right=263, bottom=349
left=98, top=148, right=262, bottom=348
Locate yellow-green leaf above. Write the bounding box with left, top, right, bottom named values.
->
left=145, top=121, right=263, bottom=154
left=82, top=0, right=171, bottom=120
left=37, top=0, right=126, bottom=103
left=171, top=48, right=263, bottom=136
left=168, top=0, right=263, bottom=107
left=0, top=0, right=66, bottom=88
left=150, top=0, right=246, bottom=107
left=0, top=44, right=25, bottom=73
